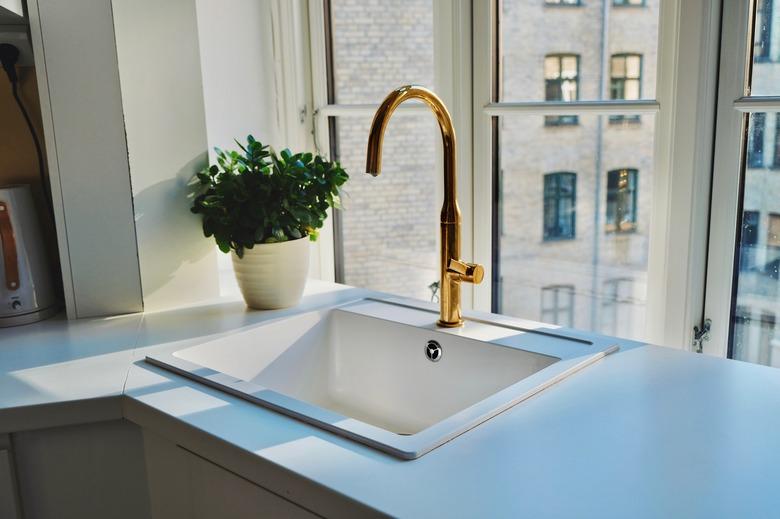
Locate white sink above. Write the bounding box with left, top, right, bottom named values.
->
left=146, top=299, right=618, bottom=459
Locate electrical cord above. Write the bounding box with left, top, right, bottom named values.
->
left=0, top=43, right=53, bottom=218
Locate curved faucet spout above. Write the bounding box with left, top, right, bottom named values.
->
left=365, top=85, right=483, bottom=327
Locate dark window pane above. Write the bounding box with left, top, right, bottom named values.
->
left=731, top=113, right=780, bottom=367
left=740, top=210, right=760, bottom=271
left=749, top=113, right=766, bottom=168
left=605, top=168, right=638, bottom=233
left=755, top=0, right=773, bottom=62
left=543, top=172, right=577, bottom=240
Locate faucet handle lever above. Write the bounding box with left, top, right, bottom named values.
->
left=447, top=259, right=484, bottom=284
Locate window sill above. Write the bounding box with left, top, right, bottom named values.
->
left=605, top=227, right=637, bottom=235
left=542, top=236, right=577, bottom=243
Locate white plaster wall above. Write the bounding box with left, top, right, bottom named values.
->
left=113, top=0, right=283, bottom=310
left=112, top=0, right=219, bottom=311
left=195, top=0, right=280, bottom=155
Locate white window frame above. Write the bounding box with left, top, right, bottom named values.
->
left=306, top=0, right=722, bottom=350
left=703, top=0, right=780, bottom=357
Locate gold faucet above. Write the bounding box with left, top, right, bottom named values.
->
left=366, top=85, right=484, bottom=327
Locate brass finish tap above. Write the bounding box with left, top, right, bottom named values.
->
left=366, top=85, right=484, bottom=327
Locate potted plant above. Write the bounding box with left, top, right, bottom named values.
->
left=191, top=135, right=348, bottom=309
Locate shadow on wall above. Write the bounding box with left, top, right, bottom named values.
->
left=133, top=152, right=214, bottom=298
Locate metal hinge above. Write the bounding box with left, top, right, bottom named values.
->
left=692, top=318, right=712, bottom=353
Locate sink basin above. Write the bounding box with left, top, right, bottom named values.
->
left=146, top=299, right=618, bottom=459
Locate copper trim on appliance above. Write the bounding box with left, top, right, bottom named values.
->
left=0, top=202, right=19, bottom=291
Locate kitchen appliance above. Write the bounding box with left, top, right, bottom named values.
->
left=0, top=184, right=57, bottom=326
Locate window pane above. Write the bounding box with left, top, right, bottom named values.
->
left=501, top=0, right=659, bottom=101
left=327, top=0, right=439, bottom=301
left=495, top=114, right=655, bottom=341
left=751, top=0, right=780, bottom=95
left=329, top=0, right=434, bottom=104
left=731, top=112, right=780, bottom=367
left=331, top=115, right=439, bottom=300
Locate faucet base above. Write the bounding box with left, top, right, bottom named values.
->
left=437, top=319, right=464, bottom=328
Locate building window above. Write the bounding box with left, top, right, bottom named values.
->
left=740, top=210, right=760, bottom=270
left=768, top=213, right=780, bottom=247
left=609, top=54, right=642, bottom=123
left=601, top=278, right=634, bottom=337
left=606, top=168, right=638, bottom=233
left=545, top=0, right=581, bottom=5
left=544, top=54, right=579, bottom=126
left=541, top=285, right=575, bottom=327
left=755, top=0, right=773, bottom=62
left=613, top=0, right=645, bottom=5
left=748, top=113, right=766, bottom=168
left=543, top=172, right=576, bottom=240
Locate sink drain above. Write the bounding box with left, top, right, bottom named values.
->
left=425, top=340, right=442, bottom=362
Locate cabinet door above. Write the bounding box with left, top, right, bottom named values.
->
left=0, top=448, right=21, bottom=519
left=143, top=429, right=316, bottom=519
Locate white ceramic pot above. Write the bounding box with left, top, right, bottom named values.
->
left=231, top=237, right=310, bottom=310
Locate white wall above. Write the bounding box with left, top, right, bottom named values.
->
left=113, top=0, right=219, bottom=312
left=29, top=0, right=143, bottom=318
left=195, top=0, right=280, bottom=156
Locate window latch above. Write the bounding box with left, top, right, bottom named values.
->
left=692, top=318, right=712, bottom=353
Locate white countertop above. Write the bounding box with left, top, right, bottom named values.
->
left=3, top=280, right=780, bottom=518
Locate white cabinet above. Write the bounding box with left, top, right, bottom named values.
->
left=143, top=430, right=316, bottom=519
left=0, top=435, right=21, bottom=519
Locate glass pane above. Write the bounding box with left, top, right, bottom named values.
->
left=626, top=55, right=641, bottom=78
left=329, top=0, right=434, bottom=104
left=331, top=115, right=439, bottom=301
left=501, top=0, right=659, bottom=101
left=327, top=0, right=439, bottom=301
left=495, top=114, right=655, bottom=341
left=750, top=0, right=779, bottom=95
left=731, top=112, right=780, bottom=367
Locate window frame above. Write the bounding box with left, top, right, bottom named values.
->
left=703, top=0, right=780, bottom=356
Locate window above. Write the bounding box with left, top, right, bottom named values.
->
left=544, top=54, right=579, bottom=125
left=543, top=172, right=576, bottom=240
left=755, top=0, right=773, bottom=62
left=740, top=210, right=760, bottom=271
left=613, top=0, right=645, bottom=5
left=312, top=0, right=661, bottom=343
left=774, top=114, right=780, bottom=168
left=609, top=54, right=642, bottom=123
left=541, top=285, right=575, bottom=327
left=601, top=278, right=634, bottom=337
left=748, top=113, right=766, bottom=168
left=545, top=0, right=581, bottom=5
left=322, top=0, right=438, bottom=301
left=605, top=168, right=638, bottom=233
left=768, top=213, right=780, bottom=247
